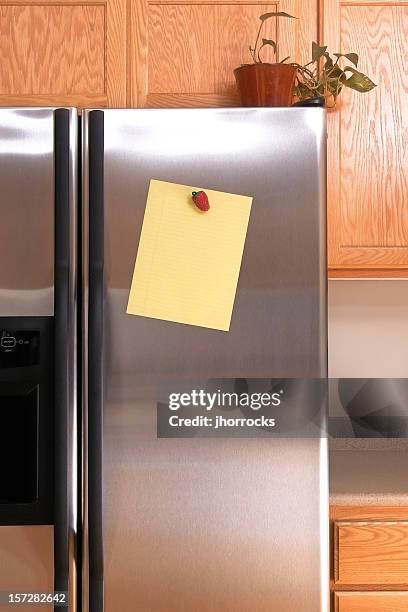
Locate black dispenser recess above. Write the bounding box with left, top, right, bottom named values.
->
left=0, top=317, right=54, bottom=524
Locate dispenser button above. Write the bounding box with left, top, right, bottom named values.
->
left=1, top=336, right=16, bottom=348
left=0, top=331, right=40, bottom=368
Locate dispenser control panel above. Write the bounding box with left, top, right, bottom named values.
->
left=0, top=330, right=40, bottom=368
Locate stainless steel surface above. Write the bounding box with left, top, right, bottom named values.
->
left=0, top=109, right=55, bottom=316
left=85, top=108, right=328, bottom=611
left=0, top=108, right=78, bottom=612
left=0, top=526, right=54, bottom=611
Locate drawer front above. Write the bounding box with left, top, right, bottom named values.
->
left=335, top=521, right=408, bottom=586
left=335, top=592, right=408, bottom=612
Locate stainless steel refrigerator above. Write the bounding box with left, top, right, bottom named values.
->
left=0, top=107, right=327, bottom=612
left=82, top=108, right=329, bottom=612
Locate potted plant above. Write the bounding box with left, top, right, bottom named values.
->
left=294, top=42, right=376, bottom=107
left=234, top=11, right=298, bottom=107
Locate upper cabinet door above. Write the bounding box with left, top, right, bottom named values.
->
left=325, top=0, right=408, bottom=275
left=128, top=0, right=318, bottom=107
left=0, top=0, right=126, bottom=107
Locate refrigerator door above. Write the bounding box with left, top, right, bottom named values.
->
left=0, top=108, right=54, bottom=317
left=0, top=108, right=78, bottom=612
left=84, top=108, right=328, bottom=612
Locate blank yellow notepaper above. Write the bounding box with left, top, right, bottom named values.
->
left=126, top=179, right=253, bottom=331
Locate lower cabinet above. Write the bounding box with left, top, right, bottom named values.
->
left=334, top=520, right=408, bottom=586
left=335, top=592, right=408, bottom=612
left=331, top=506, right=408, bottom=612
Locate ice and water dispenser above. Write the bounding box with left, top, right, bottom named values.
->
left=0, top=319, right=54, bottom=523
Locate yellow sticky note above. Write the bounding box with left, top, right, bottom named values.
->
left=126, top=180, right=253, bottom=331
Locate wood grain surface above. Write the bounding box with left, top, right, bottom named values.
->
left=0, top=5, right=105, bottom=95
left=335, top=520, right=408, bottom=586
left=329, top=268, right=408, bottom=278
left=324, top=2, right=408, bottom=271
left=147, top=3, right=276, bottom=94
left=106, top=0, right=127, bottom=107
left=130, top=0, right=319, bottom=107
left=331, top=506, right=408, bottom=522
left=335, top=592, right=408, bottom=612
left=340, top=5, right=408, bottom=249
left=147, top=92, right=240, bottom=107
left=0, top=0, right=127, bottom=107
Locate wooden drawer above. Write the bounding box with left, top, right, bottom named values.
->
left=335, top=592, right=408, bottom=612
left=334, top=521, right=408, bottom=586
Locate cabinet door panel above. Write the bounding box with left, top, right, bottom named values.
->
left=325, top=2, right=408, bottom=272
left=0, top=0, right=126, bottom=107
left=335, top=521, right=408, bottom=586
left=0, top=5, right=105, bottom=95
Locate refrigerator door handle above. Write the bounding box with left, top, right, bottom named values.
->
left=53, top=108, right=78, bottom=611
left=88, top=110, right=105, bottom=612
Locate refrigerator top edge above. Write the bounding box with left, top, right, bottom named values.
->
left=83, top=106, right=326, bottom=116
left=0, top=107, right=77, bottom=111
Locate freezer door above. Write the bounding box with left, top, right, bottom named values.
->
left=0, top=108, right=78, bottom=612
left=84, top=108, right=328, bottom=612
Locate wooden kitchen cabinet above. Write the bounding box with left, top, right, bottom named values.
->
left=323, top=0, right=408, bottom=275
left=0, top=0, right=317, bottom=108
left=0, top=0, right=126, bottom=107
left=331, top=507, right=408, bottom=612
left=335, top=592, right=408, bottom=612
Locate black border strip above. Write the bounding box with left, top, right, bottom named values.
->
left=88, top=110, right=105, bottom=612
left=54, top=108, right=70, bottom=608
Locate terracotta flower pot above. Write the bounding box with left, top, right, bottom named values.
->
left=234, top=63, right=297, bottom=107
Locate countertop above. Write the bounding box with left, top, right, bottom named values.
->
left=329, top=438, right=408, bottom=506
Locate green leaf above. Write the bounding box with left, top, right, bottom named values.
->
left=312, top=41, right=327, bottom=62
left=323, top=52, right=334, bottom=69
left=260, top=11, right=296, bottom=21
left=297, top=83, right=314, bottom=95
left=326, top=64, right=345, bottom=81
left=295, top=83, right=315, bottom=101
left=261, top=38, right=277, bottom=53
left=343, top=69, right=377, bottom=92
left=326, top=79, right=343, bottom=96
left=334, top=52, right=359, bottom=67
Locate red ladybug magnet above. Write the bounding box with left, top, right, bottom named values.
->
left=192, top=190, right=210, bottom=212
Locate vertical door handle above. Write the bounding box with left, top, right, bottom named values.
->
left=88, top=110, right=105, bottom=612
